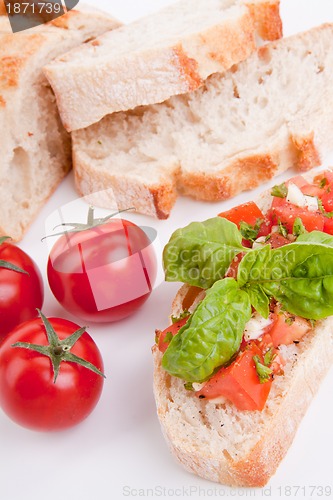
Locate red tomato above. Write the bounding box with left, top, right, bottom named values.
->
left=286, top=175, right=309, bottom=189
left=268, top=309, right=311, bottom=347
left=314, top=170, right=333, bottom=186
left=196, top=344, right=272, bottom=411
left=269, top=203, right=324, bottom=233
left=157, top=316, right=189, bottom=353
left=323, top=218, right=333, bottom=235
left=225, top=252, right=245, bottom=279
left=300, top=184, right=325, bottom=198
left=47, top=218, right=157, bottom=323
left=320, top=188, right=333, bottom=213
left=0, top=316, right=104, bottom=431
left=0, top=239, right=43, bottom=342
left=267, top=232, right=290, bottom=248
left=218, top=201, right=265, bottom=227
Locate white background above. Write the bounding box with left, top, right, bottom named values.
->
left=2, top=1, right=333, bottom=500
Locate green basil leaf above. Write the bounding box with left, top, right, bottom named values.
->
left=161, top=278, right=251, bottom=382
left=238, top=242, right=333, bottom=319
left=163, top=217, right=246, bottom=289
left=297, top=231, right=333, bottom=246
left=239, top=218, right=262, bottom=242
left=245, top=284, right=270, bottom=319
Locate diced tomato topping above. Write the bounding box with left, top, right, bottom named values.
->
left=157, top=316, right=189, bottom=353
left=256, top=333, right=285, bottom=376
left=225, top=252, right=245, bottom=278
left=300, top=184, right=325, bottom=198
left=320, top=188, right=333, bottom=213
left=323, top=218, right=333, bottom=235
left=196, top=344, right=272, bottom=411
left=267, top=232, right=290, bottom=248
left=269, top=203, right=324, bottom=233
left=314, top=170, right=333, bottom=186
left=257, top=218, right=273, bottom=238
left=268, top=307, right=311, bottom=347
left=286, top=175, right=310, bottom=189
left=218, top=202, right=265, bottom=228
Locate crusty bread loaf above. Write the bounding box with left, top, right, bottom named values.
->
left=0, top=8, right=120, bottom=241
left=152, top=181, right=333, bottom=487
left=44, top=0, right=282, bottom=132
left=72, top=23, right=333, bottom=220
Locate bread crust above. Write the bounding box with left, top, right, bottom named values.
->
left=245, top=0, right=282, bottom=40
left=45, top=0, right=281, bottom=131
left=153, top=174, right=333, bottom=486
left=0, top=9, right=120, bottom=241
left=73, top=150, right=179, bottom=220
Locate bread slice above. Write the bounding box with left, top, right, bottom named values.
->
left=0, top=8, right=120, bottom=241
left=72, top=24, right=333, bottom=220
left=152, top=177, right=333, bottom=486
left=44, top=0, right=282, bottom=132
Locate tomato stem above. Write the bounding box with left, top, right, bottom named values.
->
left=12, top=310, right=105, bottom=383
left=42, top=206, right=136, bottom=241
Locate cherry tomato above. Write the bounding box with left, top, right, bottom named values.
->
left=47, top=215, right=157, bottom=323
left=0, top=314, right=104, bottom=431
left=0, top=238, right=43, bottom=342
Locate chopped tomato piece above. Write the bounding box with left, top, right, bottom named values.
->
left=269, top=308, right=311, bottom=347
left=156, top=316, right=189, bottom=353
left=314, top=170, right=333, bottom=187
left=257, top=218, right=272, bottom=238
left=196, top=344, right=272, bottom=411
left=218, top=202, right=265, bottom=228
left=267, top=232, right=290, bottom=248
left=225, top=252, right=245, bottom=278
left=300, top=184, right=325, bottom=198
left=256, top=333, right=285, bottom=376
left=269, top=203, right=324, bottom=233
left=286, top=175, right=309, bottom=189
left=323, top=217, right=333, bottom=235
left=320, top=188, right=333, bottom=213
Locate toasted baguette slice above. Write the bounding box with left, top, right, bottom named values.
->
left=72, top=24, right=333, bottom=220
left=44, top=0, right=282, bottom=131
left=152, top=175, right=333, bottom=487
left=0, top=8, right=120, bottom=241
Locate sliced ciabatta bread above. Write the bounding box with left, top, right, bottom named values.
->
left=153, top=289, right=333, bottom=486
left=72, top=24, right=333, bottom=220
left=152, top=171, right=333, bottom=486
left=0, top=8, right=120, bottom=241
left=44, top=0, right=282, bottom=131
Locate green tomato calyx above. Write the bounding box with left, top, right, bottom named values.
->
left=11, top=310, right=105, bottom=383
left=42, top=206, right=135, bottom=241
left=0, top=237, right=29, bottom=275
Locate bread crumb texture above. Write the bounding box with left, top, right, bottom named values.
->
left=73, top=24, right=333, bottom=219
left=153, top=296, right=333, bottom=487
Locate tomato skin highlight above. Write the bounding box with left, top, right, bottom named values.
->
left=0, top=317, right=104, bottom=431
left=0, top=242, right=44, bottom=342
left=47, top=219, right=157, bottom=323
